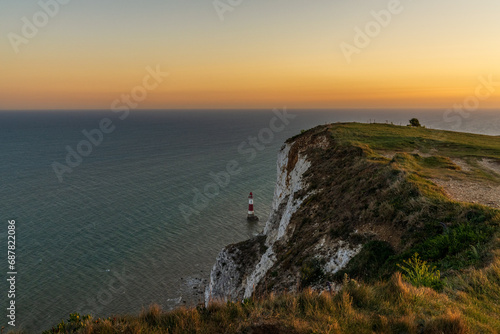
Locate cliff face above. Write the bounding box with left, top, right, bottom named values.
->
left=206, top=126, right=363, bottom=302
left=206, top=123, right=500, bottom=304
left=205, top=137, right=313, bottom=302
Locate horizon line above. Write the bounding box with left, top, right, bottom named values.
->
left=1, top=107, right=498, bottom=112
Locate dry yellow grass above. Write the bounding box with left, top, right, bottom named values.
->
left=42, top=262, right=496, bottom=334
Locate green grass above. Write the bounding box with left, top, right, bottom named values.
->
left=330, top=123, right=500, bottom=160
left=332, top=123, right=500, bottom=186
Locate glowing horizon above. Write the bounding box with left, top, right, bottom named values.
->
left=1, top=0, right=499, bottom=110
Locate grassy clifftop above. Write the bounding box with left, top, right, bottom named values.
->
left=331, top=123, right=500, bottom=158
left=331, top=123, right=500, bottom=196
left=44, top=123, right=500, bottom=334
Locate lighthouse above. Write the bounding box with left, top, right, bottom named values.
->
left=247, top=192, right=259, bottom=221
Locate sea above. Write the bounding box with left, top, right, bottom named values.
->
left=0, top=109, right=499, bottom=332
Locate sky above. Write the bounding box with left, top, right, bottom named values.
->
left=1, top=0, right=499, bottom=110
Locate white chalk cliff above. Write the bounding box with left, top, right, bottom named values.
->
left=205, top=127, right=364, bottom=303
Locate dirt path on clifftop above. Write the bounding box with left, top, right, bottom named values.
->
left=432, top=158, right=500, bottom=209
left=432, top=178, right=500, bottom=209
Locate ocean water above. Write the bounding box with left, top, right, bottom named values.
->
left=0, top=109, right=498, bottom=332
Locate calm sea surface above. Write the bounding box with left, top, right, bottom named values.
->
left=0, top=109, right=498, bottom=332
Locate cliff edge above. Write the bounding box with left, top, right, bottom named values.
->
left=206, top=122, right=500, bottom=304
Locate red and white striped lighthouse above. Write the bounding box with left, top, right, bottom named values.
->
left=247, top=192, right=258, bottom=221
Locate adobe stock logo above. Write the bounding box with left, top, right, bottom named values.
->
left=340, top=0, right=405, bottom=64
left=213, top=0, right=244, bottom=21
left=443, top=75, right=500, bottom=130
left=7, top=0, right=72, bottom=54
left=51, top=65, right=169, bottom=183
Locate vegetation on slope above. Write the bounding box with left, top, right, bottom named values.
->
left=263, top=123, right=500, bottom=296
left=326, top=123, right=500, bottom=280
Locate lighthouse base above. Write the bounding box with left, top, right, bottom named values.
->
left=247, top=215, right=259, bottom=222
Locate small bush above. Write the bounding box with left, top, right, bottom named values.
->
left=300, top=258, right=325, bottom=287
left=409, top=118, right=421, bottom=127
left=397, top=253, right=443, bottom=291
left=42, top=313, right=92, bottom=333
left=413, top=223, right=494, bottom=269
left=141, top=304, right=162, bottom=327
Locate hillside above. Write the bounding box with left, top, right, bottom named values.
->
left=44, top=123, right=500, bottom=334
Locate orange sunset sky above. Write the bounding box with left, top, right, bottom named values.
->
left=1, top=0, right=499, bottom=110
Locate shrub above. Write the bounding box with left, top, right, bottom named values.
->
left=42, top=313, right=92, bottom=333
left=412, top=223, right=494, bottom=269
left=397, top=253, right=443, bottom=291
left=300, top=258, right=325, bottom=287
left=408, top=118, right=421, bottom=127
left=141, top=304, right=162, bottom=327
